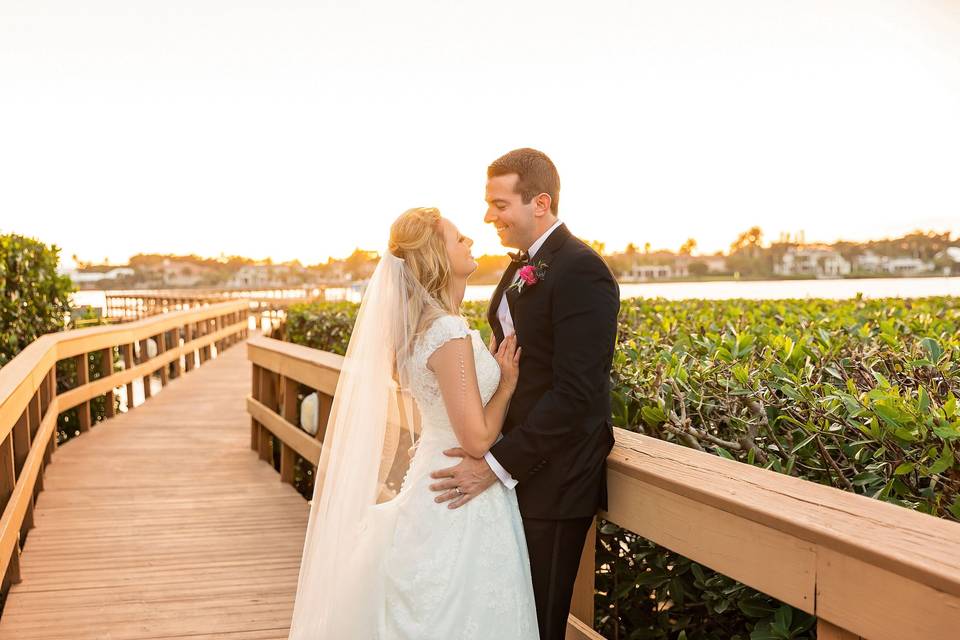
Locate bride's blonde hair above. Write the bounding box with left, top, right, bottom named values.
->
left=388, top=207, right=459, bottom=329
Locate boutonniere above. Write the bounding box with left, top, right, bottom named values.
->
left=508, top=260, right=549, bottom=294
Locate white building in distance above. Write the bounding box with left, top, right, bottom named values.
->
left=853, top=251, right=934, bottom=275
left=67, top=267, right=135, bottom=284
left=774, top=247, right=851, bottom=277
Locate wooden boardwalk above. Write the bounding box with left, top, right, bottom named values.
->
left=0, top=332, right=308, bottom=640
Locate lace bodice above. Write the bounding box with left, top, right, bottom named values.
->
left=408, top=315, right=501, bottom=435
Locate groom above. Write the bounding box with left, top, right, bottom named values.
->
left=430, top=148, right=620, bottom=640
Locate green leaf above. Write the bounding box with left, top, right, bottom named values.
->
left=715, top=446, right=736, bottom=460
left=918, top=387, right=931, bottom=413
left=733, top=364, right=750, bottom=385
left=774, top=605, right=792, bottom=630
left=641, top=405, right=667, bottom=426
left=928, top=446, right=955, bottom=475
left=738, top=596, right=777, bottom=619
left=945, top=393, right=957, bottom=419
left=934, top=422, right=960, bottom=440
left=949, top=497, right=960, bottom=520
left=872, top=370, right=891, bottom=388
left=921, top=337, right=943, bottom=362
left=893, top=462, right=915, bottom=476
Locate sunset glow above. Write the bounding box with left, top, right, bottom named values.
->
left=2, top=1, right=958, bottom=267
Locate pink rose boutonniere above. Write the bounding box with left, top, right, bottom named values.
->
left=508, top=260, right=549, bottom=294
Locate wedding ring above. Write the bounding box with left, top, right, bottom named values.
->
left=454, top=487, right=463, bottom=496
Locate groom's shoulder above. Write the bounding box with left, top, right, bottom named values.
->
left=561, top=235, right=616, bottom=280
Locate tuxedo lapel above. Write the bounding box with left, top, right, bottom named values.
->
left=512, top=223, right=571, bottom=304
left=497, top=223, right=573, bottom=334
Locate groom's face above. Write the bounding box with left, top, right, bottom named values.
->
left=484, top=174, right=537, bottom=250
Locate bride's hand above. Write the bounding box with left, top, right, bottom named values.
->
left=494, top=334, right=521, bottom=392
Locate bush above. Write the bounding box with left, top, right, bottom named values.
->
left=284, top=300, right=358, bottom=355
left=0, top=233, right=75, bottom=367
left=285, top=295, right=960, bottom=639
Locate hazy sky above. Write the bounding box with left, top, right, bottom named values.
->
left=2, top=0, right=958, bottom=267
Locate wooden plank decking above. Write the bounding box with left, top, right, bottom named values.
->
left=0, top=332, right=309, bottom=640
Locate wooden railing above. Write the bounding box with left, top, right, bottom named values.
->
left=246, top=334, right=960, bottom=640
left=104, top=288, right=327, bottom=328
left=0, top=300, right=250, bottom=600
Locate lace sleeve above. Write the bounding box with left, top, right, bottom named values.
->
left=420, top=315, right=471, bottom=364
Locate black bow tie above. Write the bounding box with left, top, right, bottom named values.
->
left=508, top=250, right=529, bottom=264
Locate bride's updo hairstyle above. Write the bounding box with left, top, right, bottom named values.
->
left=388, top=207, right=458, bottom=327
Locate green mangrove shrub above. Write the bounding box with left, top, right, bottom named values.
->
left=284, top=295, right=960, bottom=640
left=0, top=233, right=75, bottom=367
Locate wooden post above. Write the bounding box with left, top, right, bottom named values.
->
left=139, top=338, right=152, bottom=400
left=570, top=516, right=597, bottom=627
left=44, top=369, right=57, bottom=460
left=251, top=364, right=262, bottom=451
left=198, top=318, right=205, bottom=362
left=157, top=332, right=168, bottom=387
left=11, top=410, right=29, bottom=481
left=184, top=323, right=195, bottom=372
left=279, top=376, right=299, bottom=485
left=316, top=393, right=333, bottom=442
left=27, top=392, right=42, bottom=495
left=817, top=620, right=863, bottom=639
left=0, top=432, right=22, bottom=588
left=258, top=370, right=277, bottom=464
left=101, top=347, right=116, bottom=418
left=11, top=405, right=37, bottom=539
left=223, top=312, right=229, bottom=347
left=172, top=327, right=183, bottom=378
left=203, top=318, right=212, bottom=361
left=76, top=353, right=91, bottom=432
left=122, top=344, right=134, bottom=410
left=28, top=393, right=41, bottom=442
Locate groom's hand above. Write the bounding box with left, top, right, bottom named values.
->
left=429, top=448, right=497, bottom=509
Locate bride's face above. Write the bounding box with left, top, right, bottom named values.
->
left=440, top=218, right=477, bottom=278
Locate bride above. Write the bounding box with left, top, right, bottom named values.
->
left=287, top=207, right=540, bottom=639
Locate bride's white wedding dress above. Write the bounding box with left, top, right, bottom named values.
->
left=353, top=314, right=539, bottom=639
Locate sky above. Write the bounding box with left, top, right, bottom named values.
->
left=2, top=0, right=959, bottom=268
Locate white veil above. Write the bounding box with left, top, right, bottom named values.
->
left=287, top=249, right=444, bottom=638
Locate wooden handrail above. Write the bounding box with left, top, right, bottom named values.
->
left=0, top=300, right=250, bottom=597
left=246, top=335, right=960, bottom=640
left=593, top=429, right=960, bottom=639
left=246, top=335, right=420, bottom=498
left=103, top=288, right=326, bottom=328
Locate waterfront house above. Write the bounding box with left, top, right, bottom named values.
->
left=774, top=247, right=851, bottom=277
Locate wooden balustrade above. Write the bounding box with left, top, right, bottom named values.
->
left=246, top=334, right=960, bottom=640
left=0, top=301, right=251, bottom=602
left=246, top=336, right=418, bottom=503
left=104, top=288, right=327, bottom=330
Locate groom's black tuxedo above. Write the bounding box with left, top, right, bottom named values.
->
left=486, top=222, right=619, bottom=640
left=487, top=222, right=619, bottom=520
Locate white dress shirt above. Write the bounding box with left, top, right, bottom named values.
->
left=485, top=219, right=564, bottom=489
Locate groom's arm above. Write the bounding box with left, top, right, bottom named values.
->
left=489, top=254, right=619, bottom=482
left=484, top=436, right=517, bottom=488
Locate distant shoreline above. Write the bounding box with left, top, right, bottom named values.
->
left=74, top=272, right=960, bottom=290
left=466, top=272, right=960, bottom=287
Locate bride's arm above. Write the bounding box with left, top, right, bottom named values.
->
left=428, top=334, right=520, bottom=458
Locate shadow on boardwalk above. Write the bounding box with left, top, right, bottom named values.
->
left=0, top=332, right=308, bottom=640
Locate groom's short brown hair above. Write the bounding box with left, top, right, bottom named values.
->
left=487, top=148, right=560, bottom=216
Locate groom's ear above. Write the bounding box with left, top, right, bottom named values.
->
left=532, top=192, right=552, bottom=217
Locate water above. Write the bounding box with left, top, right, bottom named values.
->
left=71, top=276, right=960, bottom=314
left=465, top=276, right=960, bottom=302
